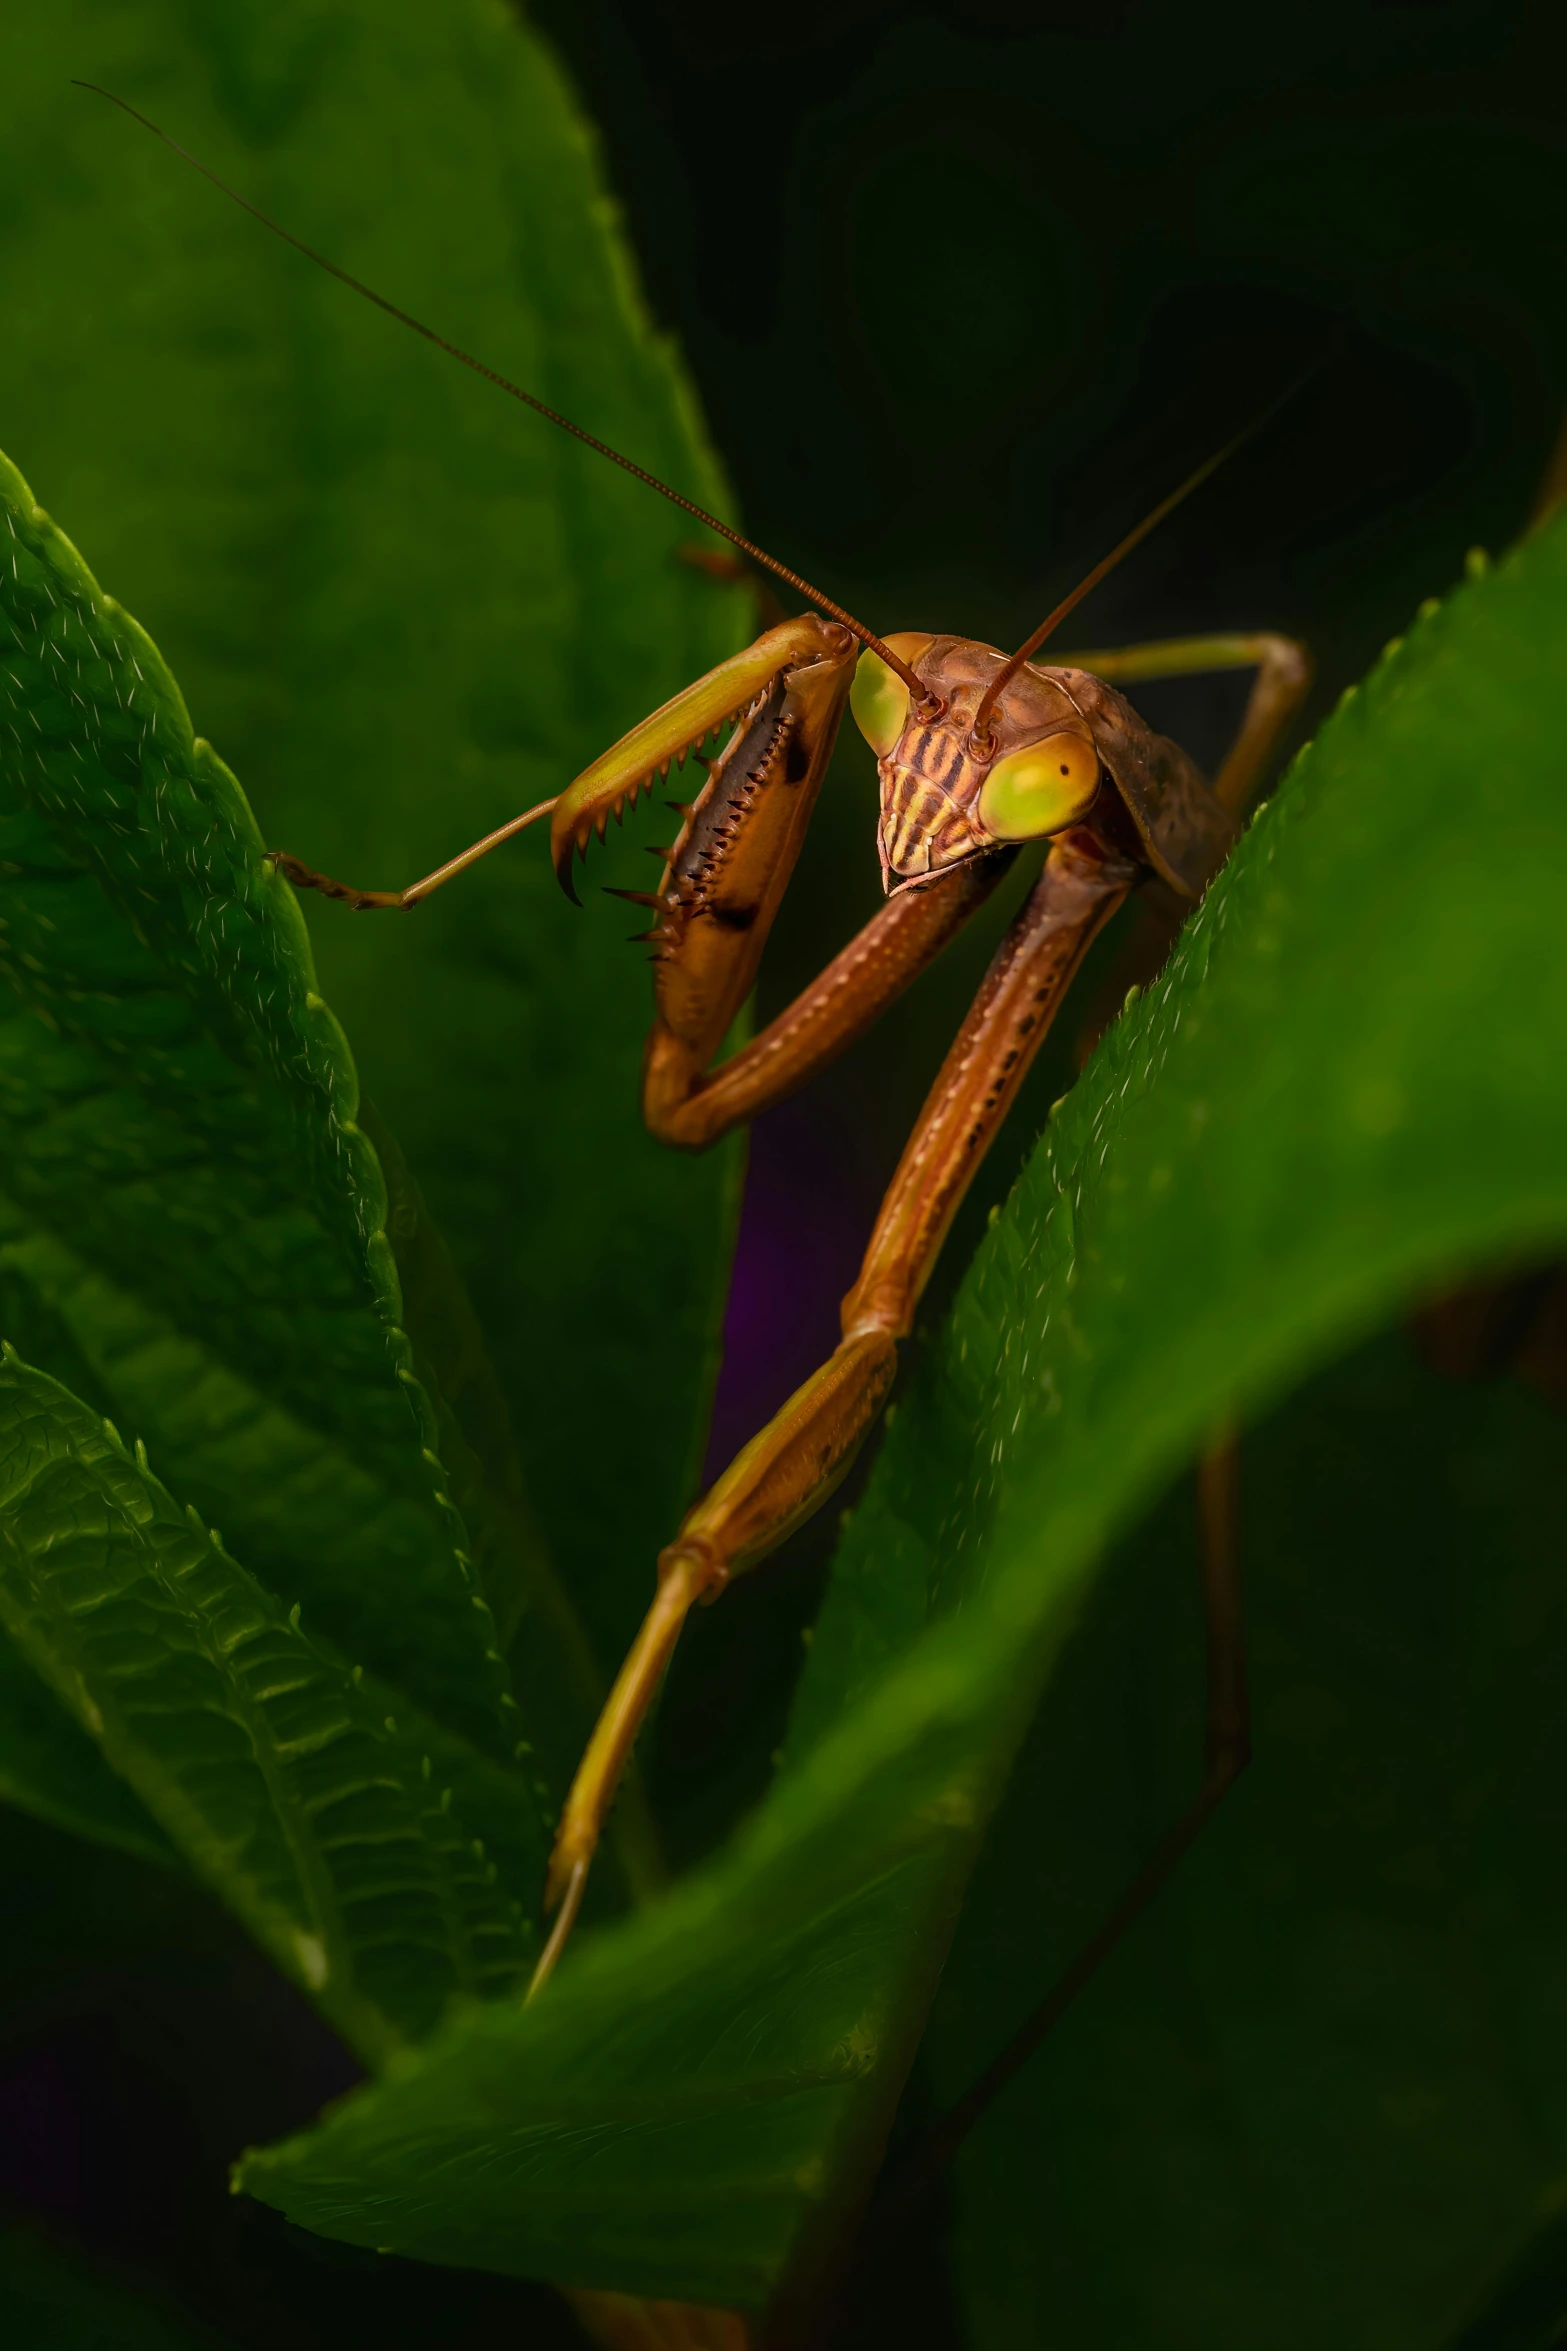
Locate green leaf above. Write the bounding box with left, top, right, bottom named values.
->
left=361, top=1101, right=638, bottom=1853
left=236, top=518, right=1567, bottom=2307
left=0, top=3, right=749, bottom=1686
left=0, top=1623, right=176, bottom=1868
left=0, top=444, right=525, bottom=1781
left=932, top=1328, right=1567, bottom=2350
left=0, top=1349, right=535, bottom=2062
left=0, top=1248, right=177, bottom=1863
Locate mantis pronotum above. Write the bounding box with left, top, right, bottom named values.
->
left=85, top=88, right=1312, bottom=2025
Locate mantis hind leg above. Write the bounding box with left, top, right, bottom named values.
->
left=881, top=1423, right=1251, bottom=2207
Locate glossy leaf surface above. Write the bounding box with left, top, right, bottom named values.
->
left=238, top=515, right=1567, bottom=2306
left=0, top=1351, right=534, bottom=2061
left=0, top=1624, right=176, bottom=1869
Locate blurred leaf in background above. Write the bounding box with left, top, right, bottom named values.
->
left=3, top=2225, right=235, bottom=2351
left=0, top=0, right=750, bottom=1710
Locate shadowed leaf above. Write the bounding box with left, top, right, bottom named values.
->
left=1, top=2225, right=235, bottom=2349
left=932, top=1327, right=1567, bottom=2350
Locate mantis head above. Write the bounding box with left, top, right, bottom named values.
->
left=851, top=634, right=1103, bottom=893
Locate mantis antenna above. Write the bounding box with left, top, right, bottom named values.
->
left=72, top=82, right=936, bottom=709
left=969, top=362, right=1329, bottom=753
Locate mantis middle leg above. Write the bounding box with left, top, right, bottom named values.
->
left=1063, top=630, right=1310, bottom=1054
left=878, top=1424, right=1250, bottom=2210
left=1067, top=629, right=1311, bottom=815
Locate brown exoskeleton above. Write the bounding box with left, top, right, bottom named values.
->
left=86, top=87, right=1312, bottom=2007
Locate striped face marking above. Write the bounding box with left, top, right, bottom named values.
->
left=877, top=708, right=992, bottom=881
left=851, top=634, right=1103, bottom=893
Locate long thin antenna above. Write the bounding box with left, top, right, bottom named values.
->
left=74, top=82, right=932, bottom=704
left=969, top=365, right=1323, bottom=751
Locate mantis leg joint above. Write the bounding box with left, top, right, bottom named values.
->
left=657, top=1532, right=729, bottom=1605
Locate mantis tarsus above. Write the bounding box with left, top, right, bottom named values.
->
left=86, top=89, right=1312, bottom=2058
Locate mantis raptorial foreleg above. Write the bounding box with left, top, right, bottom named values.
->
left=624, top=623, right=1311, bottom=1205
left=643, top=853, right=1011, bottom=1148
left=267, top=614, right=862, bottom=920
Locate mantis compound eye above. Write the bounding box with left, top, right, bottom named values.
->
left=850, top=634, right=936, bottom=755
left=977, top=730, right=1101, bottom=841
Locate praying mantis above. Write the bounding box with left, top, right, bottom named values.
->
left=84, top=88, right=1312, bottom=2020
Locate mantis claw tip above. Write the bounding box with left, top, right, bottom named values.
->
left=527, top=1856, right=590, bottom=2003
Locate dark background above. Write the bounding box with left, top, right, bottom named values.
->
left=4, top=2, right=1564, bottom=2344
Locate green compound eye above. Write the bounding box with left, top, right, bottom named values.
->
left=850, top=634, right=934, bottom=756
left=977, top=730, right=1101, bottom=841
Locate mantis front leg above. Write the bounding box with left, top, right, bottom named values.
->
left=268, top=612, right=867, bottom=914
left=531, top=830, right=1137, bottom=1990
left=642, top=854, right=1012, bottom=1148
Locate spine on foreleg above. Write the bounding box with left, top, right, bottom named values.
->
left=651, top=677, right=797, bottom=1056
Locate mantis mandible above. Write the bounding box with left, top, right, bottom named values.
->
left=85, top=88, right=1312, bottom=2013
